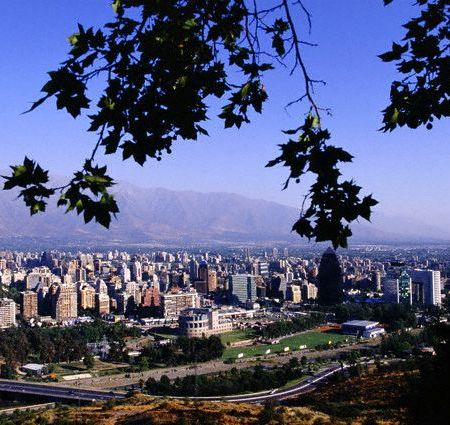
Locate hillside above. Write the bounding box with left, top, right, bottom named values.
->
left=0, top=368, right=410, bottom=425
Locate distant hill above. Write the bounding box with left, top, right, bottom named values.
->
left=0, top=182, right=448, bottom=247
left=0, top=183, right=299, bottom=246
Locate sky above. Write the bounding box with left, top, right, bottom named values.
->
left=0, top=0, right=449, bottom=228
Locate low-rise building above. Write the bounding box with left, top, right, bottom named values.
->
left=341, top=320, right=385, bottom=338
left=179, top=307, right=233, bottom=337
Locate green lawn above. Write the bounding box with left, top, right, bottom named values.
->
left=220, top=328, right=256, bottom=345
left=222, top=331, right=350, bottom=360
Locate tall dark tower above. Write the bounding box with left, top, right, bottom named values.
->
left=317, top=247, right=343, bottom=305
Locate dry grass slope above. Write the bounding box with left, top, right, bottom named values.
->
left=10, top=394, right=334, bottom=425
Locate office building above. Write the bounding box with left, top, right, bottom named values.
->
left=229, top=274, right=257, bottom=304
left=410, top=269, right=441, bottom=306
left=398, top=270, right=412, bottom=305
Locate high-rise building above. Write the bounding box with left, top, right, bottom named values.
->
left=160, top=290, right=198, bottom=318
left=410, top=269, right=441, bottom=306
left=194, top=280, right=208, bottom=294
left=382, top=269, right=399, bottom=303
left=95, top=292, right=110, bottom=315
left=317, top=248, right=343, bottom=305
left=269, top=275, right=287, bottom=299
left=141, top=283, right=160, bottom=307
left=115, top=292, right=128, bottom=314
left=75, top=267, right=87, bottom=282
left=0, top=298, right=16, bottom=328
left=229, top=274, right=257, bottom=304
left=131, top=260, right=142, bottom=282
left=256, top=261, right=269, bottom=277
left=301, top=282, right=318, bottom=300
left=207, top=270, right=217, bottom=292
left=398, top=270, right=412, bottom=305
left=20, top=291, right=38, bottom=320
left=198, top=261, right=208, bottom=282
left=121, top=263, right=131, bottom=282
left=286, top=285, right=301, bottom=303
left=372, top=270, right=382, bottom=291
left=79, top=283, right=96, bottom=309
left=50, top=283, right=78, bottom=321
left=189, top=259, right=199, bottom=282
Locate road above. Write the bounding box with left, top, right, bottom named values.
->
left=67, top=339, right=379, bottom=390
left=179, top=364, right=349, bottom=403
left=0, top=364, right=347, bottom=405
left=0, top=379, right=126, bottom=402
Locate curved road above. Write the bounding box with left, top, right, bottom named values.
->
left=0, top=364, right=348, bottom=404
left=177, top=364, right=348, bottom=403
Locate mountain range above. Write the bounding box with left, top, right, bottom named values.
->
left=0, top=182, right=448, bottom=247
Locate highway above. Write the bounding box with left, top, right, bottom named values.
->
left=178, top=364, right=349, bottom=403
left=0, top=365, right=346, bottom=404
left=0, top=379, right=126, bottom=402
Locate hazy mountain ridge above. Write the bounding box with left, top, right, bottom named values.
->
left=0, top=182, right=448, bottom=246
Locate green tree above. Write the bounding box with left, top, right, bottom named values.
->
left=2, top=0, right=448, bottom=248
left=83, top=353, right=95, bottom=369
left=0, top=363, right=16, bottom=379
left=405, top=324, right=450, bottom=425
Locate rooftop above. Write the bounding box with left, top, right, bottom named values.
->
left=342, top=320, right=380, bottom=328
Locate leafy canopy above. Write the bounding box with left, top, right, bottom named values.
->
left=2, top=0, right=448, bottom=247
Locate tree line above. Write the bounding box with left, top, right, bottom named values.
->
left=332, top=303, right=417, bottom=330
left=136, top=335, right=224, bottom=369
left=145, top=358, right=305, bottom=397
left=259, top=312, right=326, bottom=339
left=0, top=320, right=140, bottom=371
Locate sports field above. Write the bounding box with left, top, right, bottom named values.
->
left=220, top=328, right=256, bottom=345
left=222, top=331, right=350, bottom=360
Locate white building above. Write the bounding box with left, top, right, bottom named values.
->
left=0, top=298, right=16, bottom=328
left=179, top=308, right=233, bottom=337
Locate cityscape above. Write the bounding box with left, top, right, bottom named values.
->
left=0, top=245, right=446, bottom=330
left=1, top=0, right=449, bottom=424
left=0, top=244, right=449, bottom=423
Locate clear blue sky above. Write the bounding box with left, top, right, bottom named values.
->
left=0, top=1, right=449, bottom=225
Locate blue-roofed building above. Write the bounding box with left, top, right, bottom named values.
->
left=341, top=320, right=385, bottom=338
